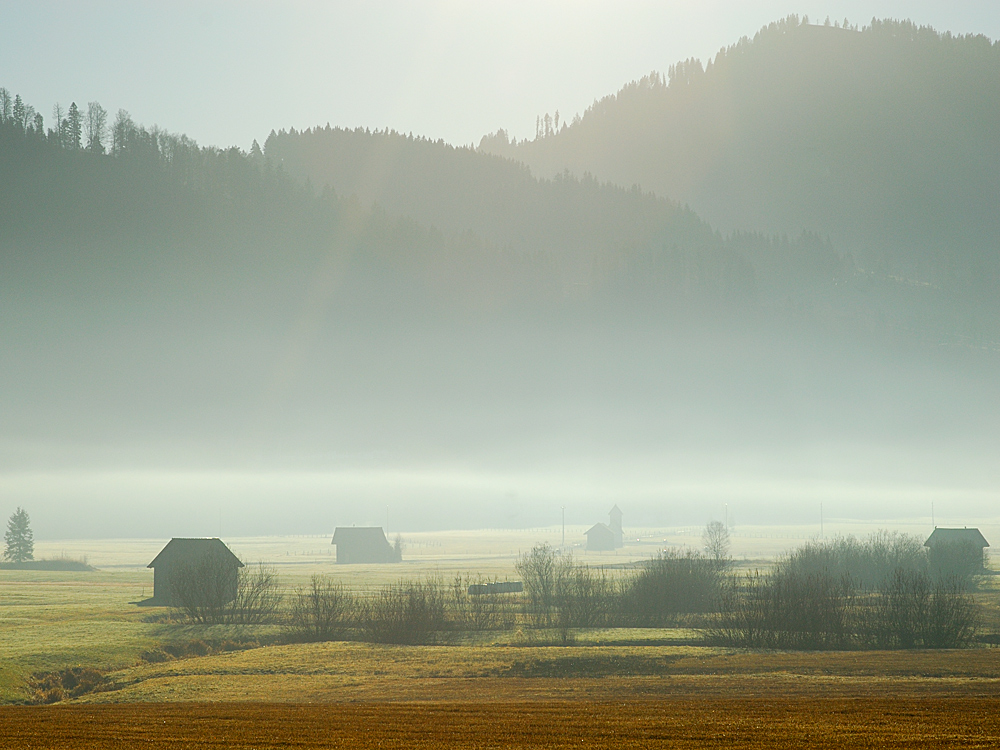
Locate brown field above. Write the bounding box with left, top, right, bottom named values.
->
left=1, top=699, right=999, bottom=748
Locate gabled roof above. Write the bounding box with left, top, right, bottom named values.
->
left=924, top=527, right=990, bottom=548
left=586, top=522, right=613, bottom=537
left=148, top=538, right=244, bottom=568
left=609, top=504, right=622, bottom=517
left=332, top=527, right=390, bottom=546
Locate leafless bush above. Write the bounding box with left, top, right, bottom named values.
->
left=172, top=554, right=281, bottom=625
left=860, top=569, right=979, bottom=649
left=362, top=578, right=448, bottom=644
left=170, top=549, right=240, bottom=624
left=621, top=549, right=723, bottom=626
left=555, top=563, right=619, bottom=630
left=516, top=543, right=573, bottom=626
left=289, top=575, right=355, bottom=641
left=451, top=575, right=517, bottom=631
left=712, top=568, right=855, bottom=649
left=230, top=563, right=283, bottom=625
left=923, top=577, right=980, bottom=648
left=713, top=565, right=979, bottom=650
left=781, top=531, right=927, bottom=590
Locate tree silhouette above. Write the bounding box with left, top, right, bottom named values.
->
left=3, top=507, right=34, bottom=563
left=85, top=101, right=107, bottom=153
left=66, top=102, right=82, bottom=150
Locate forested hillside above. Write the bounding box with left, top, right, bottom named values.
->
left=2, top=53, right=999, bottom=535
left=0, top=90, right=765, bottom=482
left=482, top=17, right=1000, bottom=304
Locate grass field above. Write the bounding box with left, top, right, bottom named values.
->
left=71, top=640, right=1000, bottom=704
left=4, top=528, right=1000, bottom=746
left=2, top=699, right=999, bottom=748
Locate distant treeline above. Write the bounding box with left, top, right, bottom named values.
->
left=0, top=92, right=765, bottom=322
left=9, top=82, right=972, bottom=341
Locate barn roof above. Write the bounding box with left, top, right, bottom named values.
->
left=586, top=522, right=613, bottom=537
left=924, top=527, right=990, bottom=548
left=147, top=538, right=244, bottom=569
left=332, top=527, right=390, bottom=546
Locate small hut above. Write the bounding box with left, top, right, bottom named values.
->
left=332, top=527, right=400, bottom=564
left=146, top=538, right=243, bottom=606
left=586, top=506, right=624, bottom=551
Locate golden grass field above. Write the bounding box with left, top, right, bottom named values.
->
left=3, top=528, right=1000, bottom=747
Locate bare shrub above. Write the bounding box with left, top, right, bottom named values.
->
left=290, top=575, right=355, bottom=641
left=451, top=575, right=517, bottom=631
left=860, top=569, right=979, bottom=649
left=781, top=532, right=926, bottom=590
left=622, top=549, right=723, bottom=626
left=171, top=548, right=240, bottom=624
left=714, top=565, right=979, bottom=650
left=230, top=563, right=283, bottom=625
left=516, top=543, right=572, bottom=626
left=554, top=563, right=619, bottom=633
left=362, top=578, right=448, bottom=644
left=712, top=568, right=855, bottom=649
left=172, top=555, right=281, bottom=625
left=924, top=577, right=980, bottom=648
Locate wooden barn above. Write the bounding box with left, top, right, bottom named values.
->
left=925, top=527, right=990, bottom=575
left=146, top=538, right=243, bottom=606
left=332, top=527, right=400, bottom=564
left=925, top=527, right=990, bottom=551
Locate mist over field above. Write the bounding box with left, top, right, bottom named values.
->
left=2, top=12, right=999, bottom=540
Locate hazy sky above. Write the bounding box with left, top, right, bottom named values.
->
left=3, top=1, right=999, bottom=150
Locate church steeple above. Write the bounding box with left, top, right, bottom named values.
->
left=609, top=505, right=623, bottom=548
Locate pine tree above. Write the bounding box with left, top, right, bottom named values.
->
left=3, top=507, right=34, bottom=563
left=0, top=88, right=12, bottom=123
left=12, top=95, right=25, bottom=131
left=66, top=102, right=82, bottom=150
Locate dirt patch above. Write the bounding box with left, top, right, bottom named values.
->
left=1, top=699, right=999, bottom=748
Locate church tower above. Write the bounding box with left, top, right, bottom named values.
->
left=609, top=505, right=623, bottom=548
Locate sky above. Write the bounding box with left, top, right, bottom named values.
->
left=2, top=1, right=999, bottom=150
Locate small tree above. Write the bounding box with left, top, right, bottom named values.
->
left=4, top=507, right=34, bottom=563
left=85, top=101, right=108, bottom=153
left=516, top=543, right=572, bottom=625
left=703, top=521, right=731, bottom=567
